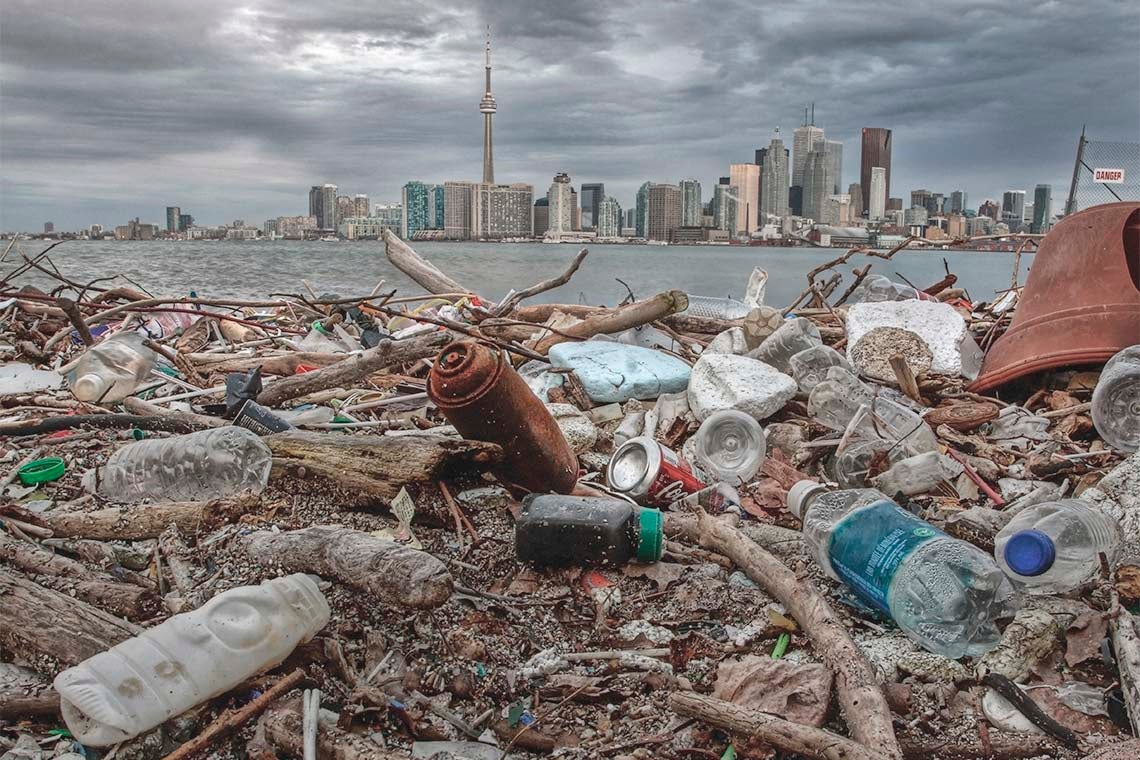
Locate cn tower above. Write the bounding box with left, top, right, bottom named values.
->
left=479, top=26, right=496, bottom=185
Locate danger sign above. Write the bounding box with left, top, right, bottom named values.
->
left=1094, top=168, right=1125, bottom=183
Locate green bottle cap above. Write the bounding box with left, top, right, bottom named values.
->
left=18, top=457, right=66, bottom=485
left=635, top=507, right=664, bottom=563
left=312, top=320, right=332, bottom=336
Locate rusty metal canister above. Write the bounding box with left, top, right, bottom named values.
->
left=427, top=340, right=578, bottom=494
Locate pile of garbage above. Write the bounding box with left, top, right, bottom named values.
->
left=1, top=219, right=1139, bottom=760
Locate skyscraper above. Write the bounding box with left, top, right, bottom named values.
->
left=825, top=140, right=843, bottom=194
left=165, top=206, right=180, bottom=233
left=473, top=183, right=532, bottom=239
left=679, top=179, right=702, bottom=227
left=580, top=183, right=604, bottom=230
left=911, top=189, right=933, bottom=211
left=860, top=128, right=892, bottom=215
left=791, top=122, right=825, bottom=215
left=635, top=182, right=652, bottom=238
left=869, top=167, right=887, bottom=220
left=354, top=194, right=370, bottom=217
left=533, top=198, right=549, bottom=237
left=646, top=184, right=681, bottom=242
left=431, top=185, right=445, bottom=229
left=402, top=181, right=430, bottom=238
left=949, top=190, right=968, bottom=215
left=729, top=163, right=759, bottom=235
left=1001, top=190, right=1026, bottom=225
left=479, top=28, right=496, bottom=185
left=547, top=173, right=574, bottom=237
left=801, top=146, right=831, bottom=222
left=444, top=181, right=475, bottom=239
left=336, top=195, right=354, bottom=227
left=309, top=186, right=323, bottom=225
left=713, top=183, right=738, bottom=235
left=848, top=184, right=863, bottom=218
left=317, top=184, right=338, bottom=230
left=597, top=196, right=622, bottom=238
left=1032, top=185, right=1053, bottom=233
left=760, top=130, right=790, bottom=220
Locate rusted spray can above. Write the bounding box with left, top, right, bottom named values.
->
left=606, top=436, right=708, bottom=506
left=428, top=340, right=578, bottom=494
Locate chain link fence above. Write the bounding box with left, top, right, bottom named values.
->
left=1065, top=134, right=1140, bottom=214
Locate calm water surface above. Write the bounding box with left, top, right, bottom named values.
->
left=6, top=240, right=1033, bottom=307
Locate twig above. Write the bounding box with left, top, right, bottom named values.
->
left=492, top=248, right=588, bottom=317
left=55, top=297, right=94, bottom=346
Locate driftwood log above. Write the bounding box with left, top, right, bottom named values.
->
left=187, top=351, right=346, bottom=376
left=0, top=570, right=140, bottom=666
left=122, top=396, right=225, bottom=429
left=383, top=230, right=474, bottom=296
left=256, top=332, right=449, bottom=408
left=0, top=684, right=60, bottom=720
left=42, top=494, right=261, bottom=541
left=532, top=289, right=689, bottom=354
left=1112, top=609, right=1140, bottom=735
left=262, top=703, right=408, bottom=760
left=668, top=511, right=902, bottom=760
left=0, top=533, right=160, bottom=620
left=246, top=526, right=452, bottom=609
left=266, top=431, right=501, bottom=502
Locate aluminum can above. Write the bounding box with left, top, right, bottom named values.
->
left=606, top=436, right=707, bottom=505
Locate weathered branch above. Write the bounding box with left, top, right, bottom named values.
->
left=533, top=289, right=690, bottom=354
left=382, top=229, right=474, bottom=296
left=493, top=248, right=588, bottom=317
left=42, top=495, right=261, bottom=541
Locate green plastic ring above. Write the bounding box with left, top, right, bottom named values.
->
left=636, top=507, right=664, bottom=563
left=18, top=457, right=66, bottom=486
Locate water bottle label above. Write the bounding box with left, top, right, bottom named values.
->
left=827, top=500, right=942, bottom=614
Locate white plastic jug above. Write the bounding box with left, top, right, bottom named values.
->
left=54, top=574, right=330, bottom=746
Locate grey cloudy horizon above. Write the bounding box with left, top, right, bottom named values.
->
left=2, top=0, right=1137, bottom=231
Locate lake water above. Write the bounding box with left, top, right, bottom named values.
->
left=4, top=240, right=1032, bottom=307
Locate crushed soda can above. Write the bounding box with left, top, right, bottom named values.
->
left=606, top=436, right=708, bottom=506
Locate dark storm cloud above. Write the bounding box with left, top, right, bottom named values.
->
left=1, top=0, right=1136, bottom=230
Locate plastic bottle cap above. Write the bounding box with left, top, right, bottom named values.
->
left=1003, top=530, right=1057, bottom=576
left=786, top=480, right=828, bottom=520
left=636, top=508, right=664, bottom=563
left=18, top=457, right=66, bottom=485
left=311, top=320, right=331, bottom=336
left=72, top=373, right=110, bottom=402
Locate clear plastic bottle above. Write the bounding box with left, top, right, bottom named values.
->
left=807, top=367, right=874, bottom=430
left=747, top=317, right=822, bottom=373
left=832, top=438, right=905, bottom=488
left=54, top=574, right=329, bottom=746
left=788, top=481, right=1017, bottom=658
left=62, top=331, right=157, bottom=403
left=297, top=320, right=346, bottom=353
left=851, top=274, right=920, bottom=303
left=683, top=295, right=753, bottom=320
left=1091, top=345, right=1140, bottom=453
left=92, top=426, right=273, bottom=503
left=994, top=499, right=1122, bottom=594
left=789, top=345, right=851, bottom=395
left=693, top=410, right=766, bottom=484
left=844, top=398, right=939, bottom=455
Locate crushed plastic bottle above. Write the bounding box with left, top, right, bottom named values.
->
left=693, top=410, right=766, bottom=484
left=844, top=398, right=939, bottom=455
left=807, top=367, right=875, bottom=430
left=297, top=319, right=347, bottom=353
left=984, top=406, right=1050, bottom=451
left=682, top=295, right=753, bottom=320
left=789, top=345, right=852, bottom=395
left=832, top=438, right=905, bottom=488
left=1091, top=345, right=1140, bottom=453
left=61, top=331, right=157, bottom=403
left=788, top=481, right=1017, bottom=658
left=872, top=451, right=949, bottom=497
left=994, top=499, right=1122, bottom=594
left=90, top=426, right=273, bottom=503
left=515, top=495, right=663, bottom=567
left=850, top=273, right=920, bottom=303
left=139, top=310, right=199, bottom=340
left=54, top=573, right=329, bottom=746
left=747, top=317, right=822, bottom=373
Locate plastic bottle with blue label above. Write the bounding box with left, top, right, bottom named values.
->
left=994, top=499, right=1121, bottom=594
left=787, top=481, right=1017, bottom=658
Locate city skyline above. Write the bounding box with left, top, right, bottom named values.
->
left=1, top=0, right=1138, bottom=231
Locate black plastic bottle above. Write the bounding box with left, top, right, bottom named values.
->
left=514, top=494, right=664, bottom=567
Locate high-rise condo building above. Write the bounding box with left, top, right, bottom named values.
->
left=431, top=185, right=445, bottom=229
left=791, top=123, right=825, bottom=215
left=760, top=130, right=790, bottom=220
left=1001, top=190, right=1026, bottom=225
left=547, top=173, right=574, bottom=237
left=336, top=196, right=354, bottom=227
left=444, top=181, right=475, bottom=240
left=401, top=181, right=431, bottom=238
left=624, top=208, right=635, bottom=230
left=178, top=214, right=193, bottom=231
left=473, top=183, right=533, bottom=240
left=308, top=186, right=323, bottom=225
left=869, top=167, right=887, bottom=220
left=165, top=206, right=180, bottom=233
left=949, top=190, right=968, bottom=215
left=925, top=193, right=944, bottom=218
left=635, top=182, right=652, bottom=238
left=580, top=183, right=604, bottom=230
left=1032, top=184, right=1053, bottom=234
left=679, top=179, right=702, bottom=227
left=713, top=183, right=738, bottom=235
left=646, top=184, right=681, bottom=242
left=319, top=184, right=338, bottom=230
left=597, top=196, right=622, bottom=238
left=353, top=194, right=370, bottom=218
left=479, top=29, right=496, bottom=184
left=533, top=198, right=549, bottom=237
left=729, top=163, right=760, bottom=235
left=860, top=128, right=892, bottom=215
left=911, top=189, right=933, bottom=212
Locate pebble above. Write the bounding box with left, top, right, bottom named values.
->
left=546, top=403, right=598, bottom=453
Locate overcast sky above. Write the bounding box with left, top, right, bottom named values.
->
left=1, top=0, right=1137, bottom=231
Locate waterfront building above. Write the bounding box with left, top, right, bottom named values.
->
left=580, top=183, right=604, bottom=230
left=226, top=226, right=259, bottom=240
left=178, top=214, right=193, bottom=231
left=869, top=167, right=887, bottom=220
left=679, top=179, right=702, bottom=227
left=713, top=183, right=738, bottom=235
left=165, top=207, right=180, bottom=233
left=860, top=128, right=892, bottom=215
left=43, top=222, right=54, bottom=234
left=90, top=224, right=104, bottom=238
left=339, top=214, right=401, bottom=240
left=571, top=188, right=581, bottom=231
left=276, top=215, right=317, bottom=239
left=402, top=181, right=430, bottom=238
left=967, top=215, right=994, bottom=235
left=319, top=184, right=338, bottom=230
left=760, top=130, right=789, bottom=220
left=801, top=145, right=831, bottom=222
left=911, top=189, right=933, bottom=212
left=473, top=183, right=532, bottom=240
left=646, top=184, right=681, bottom=242
left=635, top=182, right=652, bottom=238
left=375, top=204, right=402, bottom=230
left=444, top=181, right=475, bottom=240
left=533, top=198, right=549, bottom=237
left=263, top=219, right=278, bottom=237
left=597, top=196, right=622, bottom=238
left=336, top=196, right=354, bottom=227
left=821, top=194, right=852, bottom=225
left=547, top=173, right=574, bottom=237
left=353, top=194, right=370, bottom=218
left=1032, top=185, right=1053, bottom=233
left=949, top=190, right=968, bottom=215
left=113, top=218, right=159, bottom=241
left=1001, top=190, right=1026, bottom=227
left=625, top=208, right=635, bottom=229
left=479, top=29, right=496, bottom=184
left=430, top=185, right=445, bottom=229
left=730, top=163, right=760, bottom=235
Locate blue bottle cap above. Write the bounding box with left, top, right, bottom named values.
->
left=1003, top=529, right=1056, bottom=577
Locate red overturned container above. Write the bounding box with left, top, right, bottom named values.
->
left=427, top=340, right=578, bottom=494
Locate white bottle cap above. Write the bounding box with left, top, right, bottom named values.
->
left=72, top=373, right=110, bottom=402
left=787, top=479, right=828, bottom=520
